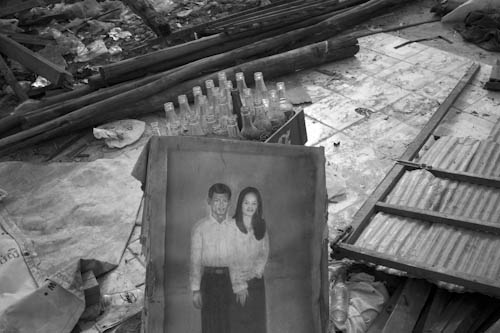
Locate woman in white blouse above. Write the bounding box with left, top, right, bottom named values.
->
left=230, top=186, right=270, bottom=333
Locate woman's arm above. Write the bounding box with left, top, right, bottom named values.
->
left=254, top=232, right=269, bottom=278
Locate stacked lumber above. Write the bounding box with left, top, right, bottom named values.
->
left=0, top=0, right=413, bottom=155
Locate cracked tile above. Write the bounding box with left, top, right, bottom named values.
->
left=304, top=93, right=366, bottom=131
left=470, top=64, right=492, bottom=87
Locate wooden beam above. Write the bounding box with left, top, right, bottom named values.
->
left=345, top=63, right=479, bottom=243
left=397, top=159, right=500, bottom=188
left=0, top=31, right=56, bottom=46
left=381, top=279, right=432, bottom=333
left=0, top=33, right=73, bottom=88
left=142, top=137, right=168, bottom=332
left=0, top=0, right=60, bottom=17
left=335, top=243, right=500, bottom=298
left=375, top=202, right=500, bottom=235
left=0, top=55, right=28, bottom=101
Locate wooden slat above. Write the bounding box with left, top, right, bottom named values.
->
left=375, top=202, right=500, bottom=235
left=345, top=63, right=479, bottom=243
left=418, top=288, right=452, bottom=333
left=366, top=281, right=405, bottom=332
left=335, top=243, right=500, bottom=298
left=397, top=159, right=500, bottom=188
left=142, top=137, right=168, bottom=332
left=382, top=279, right=432, bottom=333
left=0, top=33, right=73, bottom=88
left=0, top=0, right=60, bottom=17
left=0, top=54, right=28, bottom=101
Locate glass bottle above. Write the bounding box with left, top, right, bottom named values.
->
left=253, top=72, right=268, bottom=105
left=226, top=115, right=241, bottom=139
left=217, top=93, right=230, bottom=136
left=240, top=106, right=262, bottom=140
left=235, top=72, right=248, bottom=95
left=242, top=88, right=255, bottom=119
left=253, top=98, right=273, bottom=134
left=225, top=80, right=234, bottom=114
left=177, top=94, right=191, bottom=134
left=331, top=268, right=349, bottom=327
left=163, top=102, right=182, bottom=136
left=205, top=79, right=218, bottom=116
left=217, top=71, right=227, bottom=90
left=193, top=86, right=203, bottom=115
left=276, top=82, right=293, bottom=113
left=230, top=89, right=243, bottom=130
left=203, top=95, right=216, bottom=135
left=187, top=114, right=204, bottom=136
left=267, top=89, right=286, bottom=129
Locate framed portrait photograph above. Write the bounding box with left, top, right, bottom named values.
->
left=133, top=136, right=328, bottom=333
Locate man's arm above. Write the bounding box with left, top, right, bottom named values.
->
left=190, top=223, right=203, bottom=292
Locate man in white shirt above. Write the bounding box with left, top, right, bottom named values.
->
left=190, top=183, right=236, bottom=333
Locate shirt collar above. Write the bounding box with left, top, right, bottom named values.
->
left=208, top=214, right=229, bottom=225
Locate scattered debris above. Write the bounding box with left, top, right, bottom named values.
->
left=0, top=188, right=7, bottom=202
left=485, top=58, right=500, bottom=91
left=93, top=119, right=146, bottom=148
left=354, top=107, right=374, bottom=117
left=394, top=35, right=452, bottom=49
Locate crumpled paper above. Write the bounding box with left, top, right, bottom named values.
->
left=93, top=119, right=146, bottom=148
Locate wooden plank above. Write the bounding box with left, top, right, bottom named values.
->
left=345, top=63, right=479, bottom=243
left=418, top=288, right=452, bottom=333
left=366, top=282, right=405, bottom=332
left=375, top=202, right=500, bottom=235
left=0, top=31, right=55, bottom=46
left=335, top=243, right=500, bottom=298
left=142, top=137, right=168, bottom=333
left=0, top=33, right=73, bottom=88
left=397, top=159, right=500, bottom=188
left=0, top=54, right=28, bottom=101
left=445, top=294, right=497, bottom=333
left=381, top=279, right=432, bottom=333
left=485, top=317, right=500, bottom=333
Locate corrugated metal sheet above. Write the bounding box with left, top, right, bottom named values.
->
left=488, top=121, right=500, bottom=144
left=353, top=136, right=500, bottom=292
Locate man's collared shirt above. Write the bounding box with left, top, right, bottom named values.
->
left=190, top=215, right=237, bottom=292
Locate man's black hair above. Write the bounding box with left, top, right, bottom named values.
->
left=208, top=183, right=231, bottom=200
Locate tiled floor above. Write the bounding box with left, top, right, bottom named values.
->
left=294, top=32, right=500, bottom=238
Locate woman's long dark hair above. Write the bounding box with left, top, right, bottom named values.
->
left=233, top=187, right=266, bottom=240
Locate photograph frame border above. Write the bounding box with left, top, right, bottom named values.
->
left=137, top=136, right=328, bottom=333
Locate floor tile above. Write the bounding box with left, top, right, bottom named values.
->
left=294, top=68, right=334, bottom=89
left=321, top=132, right=394, bottom=197
left=382, top=92, right=440, bottom=129
left=434, top=107, right=495, bottom=140
left=418, top=74, right=458, bottom=102
left=405, top=47, right=473, bottom=76
left=358, top=33, right=391, bottom=50
left=343, top=113, right=420, bottom=160
left=365, top=33, right=429, bottom=60
left=470, top=63, right=492, bottom=87
left=304, top=93, right=367, bottom=131
left=328, top=198, right=367, bottom=232
left=463, top=95, right=500, bottom=124
left=318, top=47, right=401, bottom=77
left=301, top=85, right=335, bottom=103
left=375, top=61, right=439, bottom=91
left=325, top=74, right=410, bottom=111
left=304, top=115, right=337, bottom=146
left=453, top=84, right=489, bottom=110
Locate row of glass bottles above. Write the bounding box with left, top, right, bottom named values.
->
left=163, top=71, right=294, bottom=140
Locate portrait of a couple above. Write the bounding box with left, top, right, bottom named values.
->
left=190, top=182, right=270, bottom=333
